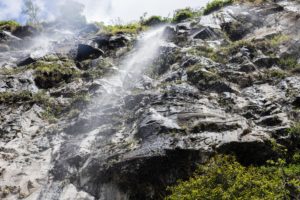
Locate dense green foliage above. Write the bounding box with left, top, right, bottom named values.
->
left=166, top=155, right=287, bottom=200
left=142, top=15, right=167, bottom=26
left=203, top=0, right=233, bottom=15
left=0, top=20, right=20, bottom=32
left=172, top=8, right=201, bottom=23
left=0, top=20, right=20, bottom=28
left=167, top=123, right=300, bottom=200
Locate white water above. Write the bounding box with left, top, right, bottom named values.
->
left=37, top=26, right=169, bottom=200
left=95, top=26, right=167, bottom=105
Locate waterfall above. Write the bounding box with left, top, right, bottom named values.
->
left=39, top=26, right=168, bottom=200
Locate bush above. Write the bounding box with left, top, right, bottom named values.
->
left=172, top=8, right=198, bottom=23
left=278, top=57, right=300, bottom=70
left=289, top=123, right=300, bottom=138
left=203, top=0, right=233, bottom=15
left=33, top=61, right=77, bottom=89
left=0, top=20, right=20, bottom=31
left=166, top=155, right=288, bottom=200
left=142, top=15, right=167, bottom=26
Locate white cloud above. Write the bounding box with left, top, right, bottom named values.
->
left=0, top=0, right=23, bottom=21
left=0, top=0, right=210, bottom=24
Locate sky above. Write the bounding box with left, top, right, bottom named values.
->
left=0, top=0, right=210, bottom=24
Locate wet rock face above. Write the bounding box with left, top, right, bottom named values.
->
left=12, top=25, right=39, bottom=39
left=1, top=1, right=300, bottom=200
left=76, top=44, right=104, bottom=61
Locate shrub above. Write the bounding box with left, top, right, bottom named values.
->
left=33, top=61, right=77, bottom=89
left=268, top=69, right=287, bottom=79
left=0, top=20, right=20, bottom=31
left=101, top=23, right=147, bottom=35
left=172, top=8, right=199, bottom=23
left=0, top=20, right=20, bottom=28
left=142, top=15, right=167, bottom=26
left=203, top=0, right=233, bottom=15
left=289, top=123, right=300, bottom=138
left=166, top=155, right=288, bottom=200
left=269, top=34, right=290, bottom=47
left=278, top=57, right=300, bottom=70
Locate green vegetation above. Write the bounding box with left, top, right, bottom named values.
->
left=268, top=69, right=287, bottom=79
left=100, top=23, right=147, bottom=35
left=269, top=34, right=290, bottom=47
left=0, top=67, right=28, bottom=75
left=167, top=156, right=300, bottom=200
left=187, top=45, right=224, bottom=63
left=32, top=61, right=77, bottom=89
left=0, top=20, right=20, bottom=31
left=187, top=65, right=220, bottom=86
left=0, top=20, right=20, bottom=28
left=278, top=57, right=300, bottom=70
left=172, top=8, right=201, bottom=23
left=142, top=15, right=168, bottom=26
left=0, top=90, right=91, bottom=122
left=289, top=123, right=300, bottom=138
left=167, top=123, right=300, bottom=200
left=167, top=155, right=287, bottom=200
left=203, top=0, right=233, bottom=15
left=0, top=91, right=35, bottom=104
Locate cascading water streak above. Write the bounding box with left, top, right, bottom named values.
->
left=39, top=26, right=168, bottom=200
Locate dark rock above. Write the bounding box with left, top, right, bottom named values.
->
left=176, top=23, right=191, bottom=31
left=292, top=96, right=300, bottom=108
left=218, top=141, right=276, bottom=165
left=253, top=56, right=279, bottom=68
left=93, top=34, right=111, bottom=50
left=187, top=68, right=236, bottom=93
left=76, top=44, right=104, bottom=61
left=221, top=21, right=250, bottom=41
left=256, top=114, right=285, bottom=127
left=17, top=56, right=36, bottom=66
left=0, top=30, right=21, bottom=43
left=239, top=62, right=257, bottom=72
left=193, top=27, right=218, bottom=40
left=12, top=25, right=38, bottom=38
left=181, top=57, right=200, bottom=68
left=109, top=35, right=129, bottom=49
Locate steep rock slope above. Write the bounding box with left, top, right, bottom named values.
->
left=0, top=0, right=300, bottom=199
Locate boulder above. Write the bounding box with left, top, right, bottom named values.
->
left=193, top=27, right=219, bottom=40
left=221, top=21, right=250, bottom=41
left=12, top=25, right=38, bottom=38
left=292, top=96, right=300, bottom=108
left=109, top=34, right=129, bottom=48
left=76, top=44, right=104, bottom=61
left=93, top=34, right=110, bottom=50
left=253, top=56, right=279, bottom=68
left=17, top=56, right=36, bottom=66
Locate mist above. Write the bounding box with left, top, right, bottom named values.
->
left=0, top=0, right=210, bottom=24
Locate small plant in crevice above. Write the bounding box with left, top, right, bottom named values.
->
left=278, top=57, right=300, bottom=70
